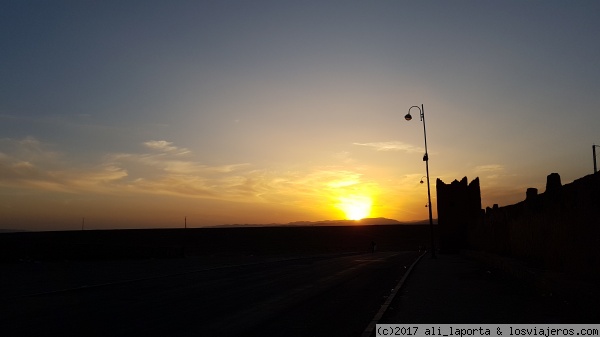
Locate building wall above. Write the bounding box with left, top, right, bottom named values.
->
left=437, top=173, right=600, bottom=278
left=436, top=177, right=481, bottom=253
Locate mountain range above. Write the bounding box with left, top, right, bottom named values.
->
left=214, top=217, right=434, bottom=228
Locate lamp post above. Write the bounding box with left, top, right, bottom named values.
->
left=405, top=104, right=436, bottom=258
left=594, top=144, right=599, bottom=174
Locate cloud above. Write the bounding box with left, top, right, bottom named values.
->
left=0, top=137, right=240, bottom=197
left=0, top=136, right=60, bottom=161
left=332, top=151, right=355, bottom=164
left=0, top=137, right=128, bottom=193
left=102, top=143, right=254, bottom=198
left=474, top=164, right=505, bottom=173
left=143, top=140, right=190, bottom=155
left=253, top=167, right=377, bottom=209
left=0, top=137, right=381, bottom=214
left=353, top=141, right=423, bottom=153
left=472, top=164, right=517, bottom=188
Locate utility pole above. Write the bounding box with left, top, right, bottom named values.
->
left=184, top=216, right=187, bottom=229
left=594, top=144, right=599, bottom=174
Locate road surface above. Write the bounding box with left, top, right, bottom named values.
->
left=1, top=251, right=419, bottom=337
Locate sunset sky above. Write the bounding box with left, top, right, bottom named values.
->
left=2, top=1, right=599, bottom=231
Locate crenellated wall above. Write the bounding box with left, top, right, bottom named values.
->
left=436, top=177, right=481, bottom=253
left=437, top=173, right=600, bottom=278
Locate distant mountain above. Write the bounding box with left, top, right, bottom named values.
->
left=285, top=217, right=403, bottom=226
left=212, top=217, right=433, bottom=228
left=0, top=229, right=29, bottom=233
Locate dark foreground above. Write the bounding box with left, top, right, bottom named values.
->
left=1, top=251, right=420, bottom=337
left=380, top=253, right=600, bottom=327
left=0, top=225, right=433, bottom=261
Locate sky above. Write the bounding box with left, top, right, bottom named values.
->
left=1, top=1, right=599, bottom=231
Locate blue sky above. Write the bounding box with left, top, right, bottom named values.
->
left=1, top=1, right=599, bottom=230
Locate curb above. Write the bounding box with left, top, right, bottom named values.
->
left=361, top=250, right=427, bottom=337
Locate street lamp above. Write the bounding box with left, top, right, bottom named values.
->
left=406, top=104, right=436, bottom=258
left=594, top=144, right=599, bottom=174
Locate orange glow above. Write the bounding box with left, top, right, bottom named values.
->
left=336, top=195, right=372, bottom=220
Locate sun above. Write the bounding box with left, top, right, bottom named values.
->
left=337, top=195, right=372, bottom=220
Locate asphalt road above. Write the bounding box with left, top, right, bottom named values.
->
left=1, top=251, right=419, bottom=337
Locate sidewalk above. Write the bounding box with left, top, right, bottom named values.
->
left=378, top=253, right=599, bottom=324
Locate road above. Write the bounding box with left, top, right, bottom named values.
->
left=1, top=251, right=419, bottom=337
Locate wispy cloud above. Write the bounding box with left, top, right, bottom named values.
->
left=0, top=137, right=248, bottom=198
left=0, top=137, right=127, bottom=193
left=474, top=164, right=505, bottom=173
left=472, top=164, right=515, bottom=186
left=143, top=140, right=190, bottom=155
left=353, top=141, right=423, bottom=153
left=0, top=137, right=387, bottom=216
left=332, top=151, right=355, bottom=164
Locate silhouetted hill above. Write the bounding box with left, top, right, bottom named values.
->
left=214, top=217, right=434, bottom=228
left=0, top=229, right=28, bottom=233
left=286, top=217, right=402, bottom=226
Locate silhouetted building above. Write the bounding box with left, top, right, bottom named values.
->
left=526, top=188, right=538, bottom=200
left=545, top=172, right=562, bottom=192
left=436, top=171, right=600, bottom=277
left=436, top=177, right=481, bottom=253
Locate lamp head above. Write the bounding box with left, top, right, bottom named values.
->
left=404, top=113, right=413, bottom=121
